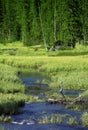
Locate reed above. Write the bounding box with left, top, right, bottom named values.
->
left=0, top=42, right=88, bottom=115
left=81, top=112, right=88, bottom=127
left=0, top=55, right=88, bottom=90
left=67, top=117, right=79, bottom=126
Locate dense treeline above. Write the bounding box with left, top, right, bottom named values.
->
left=0, top=0, right=88, bottom=49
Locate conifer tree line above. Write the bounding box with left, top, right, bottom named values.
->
left=0, top=0, right=88, bottom=48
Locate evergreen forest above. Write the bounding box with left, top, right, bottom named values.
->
left=0, top=0, right=88, bottom=49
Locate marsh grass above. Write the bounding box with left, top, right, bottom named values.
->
left=39, top=114, right=63, bottom=124
left=0, top=63, right=39, bottom=114
left=48, top=44, right=88, bottom=56
left=0, top=93, right=40, bottom=115
left=67, top=117, right=79, bottom=126
left=0, top=41, right=47, bottom=56
left=0, top=93, right=25, bottom=114
left=0, top=115, right=12, bottom=123
left=0, top=42, right=88, bottom=115
left=82, top=90, right=88, bottom=102
left=0, top=64, right=25, bottom=93
left=81, top=112, right=88, bottom=127
left=39, top=114, right=70, bottom=124
left=0, top=55, right=88, bottom=90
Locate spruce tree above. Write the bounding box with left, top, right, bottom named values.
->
left=82, top=0, right=88, bottom=45
left=67, top=0, right=83, bottom=47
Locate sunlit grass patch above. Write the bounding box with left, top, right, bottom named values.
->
left=0, top=42, right=88, bottom=114
left=0, top=41, right=47, bottom=56
left=0, top=55, right=88, bottom=90
left=0, top=64, right=25, bottom=93
left=0, top=93, right=38, bottom=115
left=39, top=114, right=63, bottom=124
left=0, top=93, right=25, bottom=114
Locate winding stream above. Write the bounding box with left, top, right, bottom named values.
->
left=0, top=76, right=88, bottom=130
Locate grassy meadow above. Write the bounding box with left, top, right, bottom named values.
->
left=0, top=41, right=88, bottom=114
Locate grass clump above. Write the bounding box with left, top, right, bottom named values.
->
left=0, top=93, right=26, bottom=114
left=0, top=115, right=12, bottom=123
left=0, top=64, right=25, bottom=94
left=67, top=117, right=79, bottom=126
left=81, top=112, right=88, bottom=127
left=0, top=93, right=42, bottom=115
left=39, top=114, right=63, bottom=124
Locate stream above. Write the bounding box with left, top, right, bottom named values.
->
left=0, top=76, right=88, bottom=130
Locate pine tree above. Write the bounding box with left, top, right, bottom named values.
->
left=67, top=0, right=83, bottom=47
left=29, top=0, right=41, bottom=45
left=82, top=0, right=88, bottom=45
left=0, top=0, right=4, bottom=43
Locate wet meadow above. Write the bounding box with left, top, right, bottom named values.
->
left=0, top=42, right=88, bottom=129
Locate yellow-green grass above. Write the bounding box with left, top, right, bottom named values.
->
left=0, top=41, right=47, bottom=56
left=0, top=63, right=41, bottom=114
left=0, top=55, right=88, bottom=90
left=0, top=93, right=38, bottom=115
left=0, top=42, right=88, bottom=56
left=0, top=64, right=25, bottom=93
left=0, top=42, right=88, bottom=114
left=81, top=112, right=88, bottom=127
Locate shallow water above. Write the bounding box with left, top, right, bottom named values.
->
left=12, top=102, right=82, bottom=124
left=21, top=77, right=49, bottom=88
left=0, top=76, right=88, bottom=130
left=0, top=123, right=88, bottom=130
left=0, top=102, right=88, bottom=130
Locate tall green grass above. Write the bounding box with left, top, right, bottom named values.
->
left=0, top=42, right=88, bottom=114
left=0, top=64, right=25, bottom=93
left=0, top=55, right=88, bottom=90
left=0, top=93, right=41, bottom=115
left=81, top=112, right=88, bottom=127
left=0, top=63, right=40, bottom=115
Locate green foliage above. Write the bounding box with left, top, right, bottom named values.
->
left=39, top=114, right=63, bottom=124
left=0, top=56, right=42, bottom=114
left=0, top=115, right=12, bottom=123
left=67, top=0, right=83, bottom=45
left=0, top=64, right=25, bottom=93
left=0, top=93, right=25, bottom=114
left=0, top=42, right=88, bottom=115
left=0, top=0, right=88, bottom=47
left=82, top=90, right=88, bottom=102
left=67, top=117, right=78, bottom=126
left=81, top=112, right=88, bottom=127
left=0, top=93, right=38, bottom=115
left=0, top=43, right=88, bottom=91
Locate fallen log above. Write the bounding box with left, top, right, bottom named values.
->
left=46, top=97, right=85, bottom=105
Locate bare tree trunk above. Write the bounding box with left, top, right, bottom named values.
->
left=39, top=6, right=48, bottom=51
left=60, top=0, right=62, bottom=41
left=82, top=0, right=87, bottom=45
left=54, top=0, right=56, bottom=42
